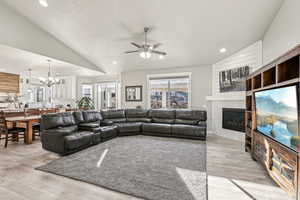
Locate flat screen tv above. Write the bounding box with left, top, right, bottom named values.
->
left=255, top=85, right=299, bottom=152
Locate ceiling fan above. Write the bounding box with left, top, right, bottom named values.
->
left=125, top=27, right=167, bottom=59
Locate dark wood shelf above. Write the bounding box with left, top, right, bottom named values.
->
left=253, top=74, right=262, bottom=89
left=246, top=96, right=252, bottom=111
left=263, top=66, right=276, bottom=86
left=278, top=55, right=299, bottom=83
left=246, top=79, right=252, bottom=91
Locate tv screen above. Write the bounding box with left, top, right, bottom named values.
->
left=255, top=85, right=299, bottom=152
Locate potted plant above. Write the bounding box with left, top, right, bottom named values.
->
left=77, top=97, right=95, bottom=110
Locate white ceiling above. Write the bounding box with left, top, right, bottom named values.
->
left=0, top=44, right=103, bottom=77
left=2, top=0, right=283, bottom=74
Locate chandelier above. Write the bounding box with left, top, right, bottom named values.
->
left=39, top=59, right=61, bottom=87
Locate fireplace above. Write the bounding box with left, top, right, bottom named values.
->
left=222, top=108, right=245, bottom=132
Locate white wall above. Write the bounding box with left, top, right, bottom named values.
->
left=263, top=0, right=300, bottom=64
left=121, top=66, right=212, bottom=110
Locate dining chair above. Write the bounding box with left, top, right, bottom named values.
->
left=0, top=111, right=26, bottom=148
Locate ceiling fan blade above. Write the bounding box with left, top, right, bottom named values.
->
left=131, top=42, right=141, bottom=48
left=152, top=50, right=167, bottom=55
left=152, top=43, right=162, bottom=49
left=125, top=50, right=139, bottom=54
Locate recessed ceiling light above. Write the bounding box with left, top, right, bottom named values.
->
left=219, top=48, right=227, bottom=53
left=112, top=61, right=118, bottom=65
left=159, top=55, right=165, bottom=60
left=39, top=0, right=48, bottom=7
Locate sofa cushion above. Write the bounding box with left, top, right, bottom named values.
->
left=149, top=109, right=175, bottom=119
left=125, top=109, right=148, bottom=118
left=142, top=123, right=172, bottom=134
left=41, top=113, right=64, bottom=130
left=73, top=111, right=85, bottom=124
left=174, top=119, right=198, bottom=125
left=149, top=109, right=175, bottom=124
left=62, top=112, right=76, bottom=126
left=176, top=110, right=207, bottom=121
left=127, top=118, right=152, bottom=123
left=172, top=124, right=206, bottom=138
left=102, top=109, right=125, bottom=119
left=115, top=122, right=142, bottom=133
left=64, top=131, right=93, bottom=150
left=82, top=110, right=102, bottom=123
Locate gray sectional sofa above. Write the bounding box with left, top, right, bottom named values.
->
left=41, top=109, right=207, bottom=155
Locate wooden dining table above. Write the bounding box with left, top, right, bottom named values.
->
left=5, top=115, right=41, bottom=144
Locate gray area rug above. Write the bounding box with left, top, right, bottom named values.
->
left=37, top=136, right=207, bottom=200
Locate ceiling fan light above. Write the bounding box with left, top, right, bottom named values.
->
left=159, top=55, right=165, bottom=60
left=139, top=51, right=151, bottom=59
left=39, top=0, right=48, bottom=7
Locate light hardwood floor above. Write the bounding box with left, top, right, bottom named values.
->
left=0, top=134, right=293, bottom=200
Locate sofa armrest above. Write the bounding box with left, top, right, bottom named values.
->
left=42, top=129, right=74, bottom=136
left=41, top=129, right=72, bottom=154
left=101, top=120, right=114, bottom=126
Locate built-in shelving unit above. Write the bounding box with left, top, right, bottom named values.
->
left=245, top=45, right=300, bottom=199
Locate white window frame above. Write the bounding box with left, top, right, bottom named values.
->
left=81, top=84, right=93, bottom=99
left=147, top=72, right=192, bottom=109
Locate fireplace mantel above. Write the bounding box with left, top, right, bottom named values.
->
left=206, top=96, right=244, bottom=101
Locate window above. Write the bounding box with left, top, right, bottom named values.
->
left=82, top=85, right=93, bottom=98
left=148, top=73, right=191, bottom=109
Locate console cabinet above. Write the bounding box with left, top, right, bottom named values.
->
left=245, top=45, right=300, bottom=199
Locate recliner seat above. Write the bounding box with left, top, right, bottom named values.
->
left=41, top=111, right=103, bottom=155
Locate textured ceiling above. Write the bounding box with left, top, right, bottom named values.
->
left=2, top=0, right=283, bottom=74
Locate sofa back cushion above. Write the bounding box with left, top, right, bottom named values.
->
left=125, top=109, right=148, bottom=118
left=125, top=109, right=151, bottom=122
left=73, top=111, right=85, bottom=124
left=62, top=112, right=76, bottom=126
left=175, top=110, right=207, bottom=125
left=82, top=110, right=102, bottom=123
left=41, top=113, right=64, bottom=130
left=102, top=109, right=125, bottom=119
left=150, top=109, right=175, bottom=124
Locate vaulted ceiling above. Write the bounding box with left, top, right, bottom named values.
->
left=2, top=0, right=283, bottom=74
